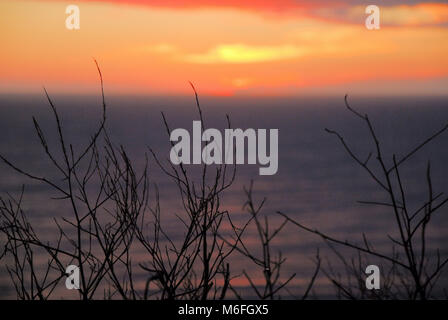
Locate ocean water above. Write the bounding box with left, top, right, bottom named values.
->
left=1, top=94, right=448, bottom=299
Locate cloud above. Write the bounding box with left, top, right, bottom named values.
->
left=49, top=0, right=448, bottom=11
left=49, top=0, right=326, bottom=12
left=142, top=30, right=391, bottom=65
left=382, top=4, right=448, bottom=26
left=313, top=3, right=448, bottom=26
left=182, top=44, right=307, bottom=64
left=40, top=1, right=448, bottom=26
left=142, top=43, right=308, bottom=64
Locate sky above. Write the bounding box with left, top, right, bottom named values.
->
left=1, top=0, right=448, bottom=96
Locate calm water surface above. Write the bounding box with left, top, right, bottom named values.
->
left=1, top=94, right=447, bottom=299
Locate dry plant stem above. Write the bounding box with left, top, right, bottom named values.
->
left=0, top=60, right=148, bottom=299
left=278, top=95, right=448, bottom=299
left=225, top=182, right=319, bottom=300
left=140, top=82, right=248, bottom=300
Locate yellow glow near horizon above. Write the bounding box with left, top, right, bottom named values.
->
left=1, top=0, right=448, bottom=96
left=183, top=44, right=307, bottom=64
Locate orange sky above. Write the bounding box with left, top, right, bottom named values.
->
left=1, top=0, right=448, bottom=96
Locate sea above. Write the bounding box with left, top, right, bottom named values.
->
left=0, top=94, right=447, bottom=299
